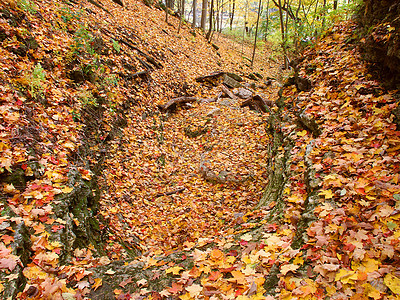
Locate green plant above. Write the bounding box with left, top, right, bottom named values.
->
left=28, top=63, right=46, bottom=98
left=71, top=109, right=81, bottom=121
left=59, top=6, right=82, bottom=23
left=78, top=90, right=98, bottom=107
left=103, top=74, right=119, bottom=87
left=17, top=0, right=37, bottom=13
left=111, top=39, right=121, bottom=53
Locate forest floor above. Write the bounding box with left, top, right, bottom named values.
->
left=1, top=0, right=400, bottom=299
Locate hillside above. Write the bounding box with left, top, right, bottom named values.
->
left=1, top=0, right=400, bottom=299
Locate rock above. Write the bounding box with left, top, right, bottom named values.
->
left=206, top=107, right=221, bottom=117
left=297, top=111, right=321, bottom=137
left=247, top=73, right=259, bottom=81
left=91, top=36, right=106, bottom=54
left=0, top=201, right=32, bottom=299
left=51, top=167, right=109, bottom=263
left=223, top=74, right=242, bottom=89
left=217, top=98, right=237, bottom=108
left=296, top=76, right=312, bottom=92
left=234, top=87, right=253, bottom=99
left=226, top=72, right=243, bottom=82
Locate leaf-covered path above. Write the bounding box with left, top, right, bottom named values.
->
left=1, top=0, right=400, bottom=298
left=100, top=75, right=276, bottom=254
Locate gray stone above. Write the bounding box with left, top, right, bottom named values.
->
left=206, top=107, right=221, bottom=117
left=223, top=74, right=242, bottom=89
left=235, top=87, right=253, bottom=99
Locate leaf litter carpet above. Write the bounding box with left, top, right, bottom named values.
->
left=100, top=91, right=271, bottom=256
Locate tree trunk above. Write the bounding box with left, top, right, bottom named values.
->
left=277, top=0, right=288, bottom=69
left=201, top=0, right=208, bottom=30
left=216, top=0, right=220, bottom=32
left=165, top=0, right=169, bottom=23
left=264, top=0, right=270, bottom=40
left=230, top=0, right=235, bottom=30
left=192, top=0, right=197, bottom=28
left=206, top=0, right=214, bottom=40
left=333, top=0, right=337, bottom=9
left=219, top=1, right=223, bottom=32
left=178, top=0, right=184, bottom=33
left=167, top=0, right=174, bottom=10
left=251, top=0, right=262, bottom=67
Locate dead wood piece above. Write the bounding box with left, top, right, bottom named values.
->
left=129, top=70, right=148, bottom=79
left=158, top=97, right=198, bottom=111
left=198, top=98, right=216, bottom=104
left=155, top=187, right=185, bottom=197
left=211, top=43, right=219, bottom=51
left=240, top=95, right=273, bottom=113
left=119, top=39, right=163, bottom=69
left=137, top=57, right=153, bottom=70
left=195, top=72, right=225, bottom=83
left=221, top=85, right=238, bottom=100
left=111, top=0, right=123, bottom=6
left=215, top=91, right=223, bottom=102
left=86, top=0, right=113, bottom=15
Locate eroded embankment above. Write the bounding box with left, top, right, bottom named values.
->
left=0, top=0, right=281, bottom=298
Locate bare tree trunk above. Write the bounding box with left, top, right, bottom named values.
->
left=201, top=0, right=208, bottom=30
left=251, top=0, right=262, bottom=67
left=165, top=0, right=169, bottom=23
left=193, top=0, right=197, bottom=28
left=177, top=0, right=183, bottom=33
left=219, top=1, right=223, bottom=33
left=206, top=0, right=214, bottom=40
left=230, top=0, right=235, bottom=30
left=167, top=0, right=174, bottom=10
left=241, top=0, right=248, bottom=56
left=264, top=0, right=270, bottom=40
left=333, top=0, right=337, bottom=9
left=277, top=0, right=288, bottom=68
left=216, top=0, right=220, bottom=33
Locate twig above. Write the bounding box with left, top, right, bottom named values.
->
left=155, top=187, right=185, bottom=198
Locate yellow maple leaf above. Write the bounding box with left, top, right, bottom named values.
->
left=179, top=292, right=192, bottom=300
left=92, top=278, right=102, bottom=291
left=362, top=283, right=381, bottom=300
left=384, top=274, right=400, bottom=295
left=319, top=189, right=334, bottom=199
left=229, top=270, right=246, bottom=285
left=335, top=269, right=357, bottom=284
left=62, top=186, right=73, bottom=193
left=297, top=130, right=307, bottom=137
left=166, top=266, right=183, bottom=275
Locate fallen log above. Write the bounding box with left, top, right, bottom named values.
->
left=221, top=85, right=238, bottom=100
left=240, top=94, right=273, bottom=113
left=157, top=96, right=198, bottom=111
left=119, top=39, right=163, bottom=69
left=111, top=0, right=123, bottom=6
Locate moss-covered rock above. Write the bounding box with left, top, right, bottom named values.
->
left=0, top=200, right=32, bottom=299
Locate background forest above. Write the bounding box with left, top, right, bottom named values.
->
left=160, top=0, right=358, bottom=66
